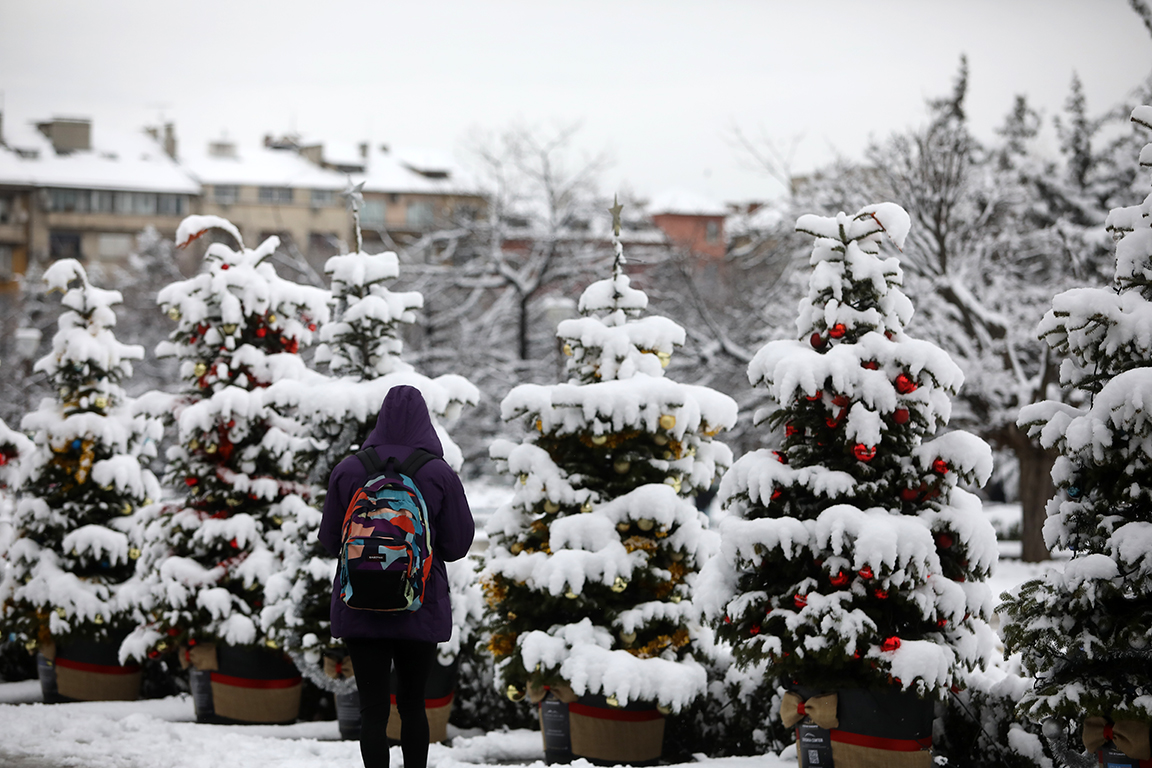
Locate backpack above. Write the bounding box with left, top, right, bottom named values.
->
left=338, top=448, right=437, bottom=612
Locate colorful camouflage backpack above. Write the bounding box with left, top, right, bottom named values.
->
left=338, top=448, right=437, bottom=611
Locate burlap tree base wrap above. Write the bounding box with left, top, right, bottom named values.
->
left=781, top=687, right=933, bottom=768
left=1083, top=716, right=1152, bottom=766
left=183, top=643, right=301, bottom=724
left=565, top=693, right=664, bottom=765
left=40, top=639, right=141, bottom=702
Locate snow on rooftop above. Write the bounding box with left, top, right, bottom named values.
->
left=0, top=118, right=198, bottom=194
left=648, top=188, right=728, bottom=217
left=182, top=142, right=347, bottom=190
left=356, top=145, right=478, bottom=195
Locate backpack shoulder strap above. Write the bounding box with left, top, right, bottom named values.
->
left=398, top=448, right=438, bottom=479
left=355, top=448, right=387, bottom=477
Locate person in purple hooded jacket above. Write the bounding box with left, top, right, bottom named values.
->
left=319, top=385, right=474, bottom=768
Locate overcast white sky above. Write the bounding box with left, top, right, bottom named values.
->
left=1, top=0, right=1149, bottom=203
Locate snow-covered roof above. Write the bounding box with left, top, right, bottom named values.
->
left=356, top=145, right=479, bottom=196
left=647, top=188, right=727, bottom=217
left=182, top=142, right=347, bottom=190
left=0, top=118, right=199, bottom=194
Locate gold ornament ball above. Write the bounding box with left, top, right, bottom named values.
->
left=591, top=434, right=608, bottom=446
left=24, top=639, right=38, bottom=653
left=222, top=323, right=238, bottom=335
left=121, top=503, right=132, bottom=515
left=194, top=362, right=208, bottom=377
left=670, top=594, right=682, bottom=604
left=663, top=451, right=673, bottom=460
left=265, top=638, right=279, bottom=649
left=543, top=500, right=560, bottom=514
left=616, top=521, right=631, bottom=532
left=613, top=459, right=631, bottom=474
left=535, top=419, right=544, bottom=432
left=611, top=576, right=628, bottom=593
left=267, top=313, right=277, bottom=324
left=506, top=684, right=526, bottom=702
left=637, top=518, right=655, bottom=532
left=509, top=542, right=524, bottom=554
left=657, top=351, right=671, bottom=368
left=620, top=631, right=636, bottom=645
left=659, top=414, right=676, bottom=430
left=669, top=550, right=684, bottom=562
left=580, top=501, right=593, bottom=513
left=55, top=607, right=67, bottom=618
left=519, top=473, right=529, bottom=485
left=653, top=433, right=669, bottom=446
left=564, top=588, right=578, bottom=600
left=658, top=704, right=672, bottom=715
left=188, top=439, right=200, bottom=451
left=205, top=443, right=217, bottom=454
left=94, top=395, right=108, bottom=409
left=128, top=547, right=141, bottom=560
left=167, top=306, right=181, bottom=321
left=562, top=344, right=573, bottom=357
left=58, top=387, right=70, bottom=399
left=605, top=695, right=621, bottom=708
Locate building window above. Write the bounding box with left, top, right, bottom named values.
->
left=48, top=188, right=89, bottom=213
left=90, top=190, right=115, bottom=213
left=49, top=231, right=82, bottom=260
left=311, top=189, right=334, bottom=208
left=406, top=201, right=435, bottom=230
left=0, top=197, right=11, bottom=224
left=97, top=233, right=134, bottom=259
left=258, top=186, right=293, bottom=204
left=215, top=185, right=239, bottom=205
left=705, top=220, right=720, bottom=243
left=158, top=194, right=185, bottom=216
left=361, top=199, right=386, bottom=230
left=131, top=193, right=158, bottom=215
left=114, top=193, right=133, bottom=215
left=0, top=244, right=12, bottom=280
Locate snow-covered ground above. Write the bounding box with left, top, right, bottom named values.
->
left=0, top=498, right=1063, bottom=768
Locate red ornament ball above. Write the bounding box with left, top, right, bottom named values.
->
left=220, top=264, right=230, bottom=271
left=830, top=571, right=849, bottom=587
left=826, top=417, right=840, bottom=429
left=936, top=533, right=954, bottom=549
left=773, top=451, right=788, bottom=464
left=188, top=638, right=197, bottom=647
left=936, top=619, right=948, bottom=628
left=881, top=636, right=902, bottom=652
left=256, top=328, right=267, bottom=338
left=184, top=477, right=198, bottom=487
left=893, top=408, right=910, bottom=424
left=862, top=360, right=879, bottom=370
left=932, top=459, right=949, bottom=475
left=895, top=373, right=918, bottom=394
left=750, top=624, right=761, bottom=635
left=308, top=323, right=317, bottom=332
left=785, top=424, right=797, bottom=436
left=805, top=390, right=823, bottom=401
left=829, top=323, right=847, bottom=338
left=874, top=589, right=889, bottom=600
left=810, top=332, right=826, bottom=349
left=793, top=594, right=808, bottom=608
left=229, top=537, right=240, bottom=549
left=0, top=454, right=7, bottom=467
left=770, top=488, right=783, bottom=501
left=858, top=567, right=874, bottom=580
left=853, top=444, right=877, bottom=461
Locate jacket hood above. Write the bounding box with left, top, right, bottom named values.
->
left=363, top=385, right=444, bottom=457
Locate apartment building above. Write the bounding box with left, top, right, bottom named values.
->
left=0, top=116, right=197, bottom=288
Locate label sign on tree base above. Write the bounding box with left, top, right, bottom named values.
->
left=797, top=722, right=834, bottom=767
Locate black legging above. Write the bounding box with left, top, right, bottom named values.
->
left=345, top=637, right=437, bottom=768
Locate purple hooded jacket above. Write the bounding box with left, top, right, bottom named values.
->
left=319, top=385, right=474, bottom=642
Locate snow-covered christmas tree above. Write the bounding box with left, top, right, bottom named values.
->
left=259, top=184, right=478, bottom=693
left=120, top=216, right=329, bottom=663
left=1002, top=105, right=1152, bottom=763
left=1, top=260, right=162, bottom=660
left=483, top=199, right=736, bottom=762
left=698, top=202, right=997, bottom=762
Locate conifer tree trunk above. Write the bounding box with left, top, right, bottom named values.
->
left=1008, top=425, right=1055, bottom=562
